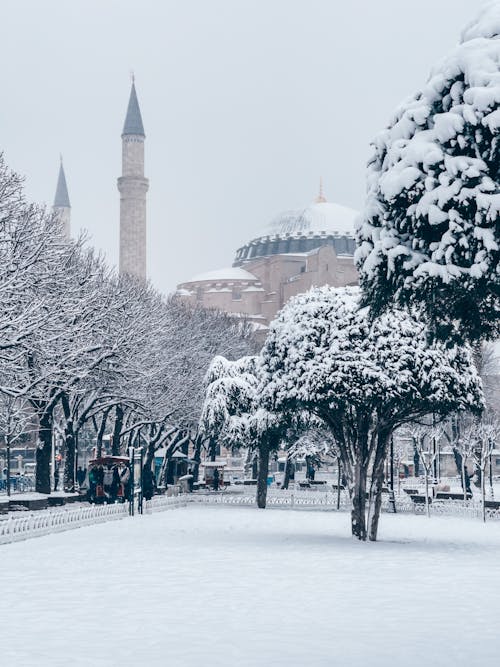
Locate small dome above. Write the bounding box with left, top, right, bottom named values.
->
left=180, top=266, right=259, bottom=285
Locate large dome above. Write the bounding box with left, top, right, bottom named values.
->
left=234, top=199, right=358, bottom=266
left=259, top=201, right=357, bottom=238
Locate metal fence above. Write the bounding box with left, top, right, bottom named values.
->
left=0, top=494, right=187, bottom=546
left=0, top=502, right=129, bottom=545
left=189, top=488, right=500, bottom=520
left=2, top=487, right=499, bottom=547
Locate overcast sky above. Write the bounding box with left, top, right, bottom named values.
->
left=0, top=0, right=482, bottom=293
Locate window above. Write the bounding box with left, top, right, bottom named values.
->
left=232, top=288, right=242, bottom=301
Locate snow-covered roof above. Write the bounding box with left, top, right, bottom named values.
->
left=182, top=267, right=259, bottom=284
left=255, top=201, right=358, bottom=240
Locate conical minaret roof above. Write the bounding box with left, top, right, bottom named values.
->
left=122, top=81, right=145, bottom=137
left=54, top=159, right=71, bottom=208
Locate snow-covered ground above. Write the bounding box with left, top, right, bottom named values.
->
left=2, top=506, right=500, bottom=667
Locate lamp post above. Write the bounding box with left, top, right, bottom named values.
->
left=389, top=436, right=394, bottom=493
left=6, top=434, right=11, bottom=497
left=389, top=436, right=396, bottom=513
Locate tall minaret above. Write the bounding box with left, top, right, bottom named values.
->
left=117, top=78, right=148, bottom=280
left=53, top=157, right=71, bottom=238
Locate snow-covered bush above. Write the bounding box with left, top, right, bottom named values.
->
left=356, top=3, right=500, bottom=341
left=262, top=286, right=483, bottom=540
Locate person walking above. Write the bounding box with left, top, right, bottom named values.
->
left=213, top=467, right=220, bottom=491
left=53, top=466, right=60, bottom=491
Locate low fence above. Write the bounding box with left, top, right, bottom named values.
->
left=0, top=494, right=187, bottom=546
left=190, top=488, right=500, bottom=520
left=145, top=495, right=187, bottom=513
left=2, top=487, right=499, bottom=547
left=0, top=502, right=129, bottom=545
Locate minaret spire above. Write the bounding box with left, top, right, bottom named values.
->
left=118, top=78, right=148, bottom=280
left=315, top=177, right=327, bottom=204
left=53, top=157, right=71, bottom=238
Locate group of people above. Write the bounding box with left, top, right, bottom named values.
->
left=87, top=464, right=131, bottom=503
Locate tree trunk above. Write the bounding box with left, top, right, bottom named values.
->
left=35, top=411, right=53, bottom=494
left=96, top=408, right=110, bottom=458
left=368, top=440, right=388, bottom=542
left=256, top=444, right=270, bottom=509
left=482, top=463, right=486, bottom=523
left=209, top=437, right=217, bottom=462
left=63, top=421, right=76, bottom=492
left=351, top=457, right=367, bottom=540
left=111, top=404, right=124, bottom=456
left=425, top=469, right=430, bottom=518
left=192, top=433, right=203, bottom=482
left=61, top=393, right=76, bottom=492
left=413, top=444, right=420, bottom=477
left=282, top=456, right=292, bottom=490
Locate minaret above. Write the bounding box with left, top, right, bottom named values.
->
left=53, top=157, right=71, bottom=238
left=117, top=78, right=148, bottom=280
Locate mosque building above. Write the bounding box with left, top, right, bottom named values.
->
left=176, top=182, right=359, bottom=331
left=51, top=81, right=359, bottom=329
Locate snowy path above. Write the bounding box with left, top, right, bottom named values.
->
left=1, top=506, right=500, bottom=667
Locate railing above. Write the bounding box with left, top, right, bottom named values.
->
left=0, top=494, right=187, bottom=546
left=0, top=502, right=129, bottom=545
left=189, top=489, right=500, bottom=520
left=2, top=487, right=499, bottom=547
left=145, top=495, right=187, bottom=512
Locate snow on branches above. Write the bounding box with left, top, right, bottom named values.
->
left=355, top=3, right=500, bottom=340
left=0, top=154, right=257, bottom=493
left=262, top=286, right=483, bottom=539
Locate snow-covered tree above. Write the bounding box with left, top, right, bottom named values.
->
left=200, top=355, right=304, bottom=508
left=356, top=3, right=500, bottom=341
left=406, top=423, right=443, bottom=517
left=262, top=286, right=483, bottom=540
left=472, top=413, right=499, bottom=520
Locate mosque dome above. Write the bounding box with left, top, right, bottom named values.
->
left=233, top=188, right=358, bottom=266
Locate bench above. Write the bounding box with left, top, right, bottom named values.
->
left=484, top=500, right=500, bottom=510
left=48, top=496, right=65, bottom=507
left=9, top=498, right=48, bottom=511
left=435, top=492, right=472, bottom=501
left=403, top=488, right=419, bottom=495
left=410, top=495, right=431, bottom=505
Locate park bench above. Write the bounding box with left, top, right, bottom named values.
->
left=9, top=498, right=48, bottom=511
left=435, top=492, right=472, bottom=501
left=47, top=496, right=65, bottom=507
left=409, top=495, right=431, bottom=505
left=403, top=488, right=419, bottom=495
left=331, top=484, right=345, bottom=491
left=243, top=479, right=257, bottom=486
left=484, top=500, right=500, bottom=510
left=309, top=480, right=327, bottom=485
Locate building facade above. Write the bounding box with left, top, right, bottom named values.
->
left=177, top=190, right=359, bottom=331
